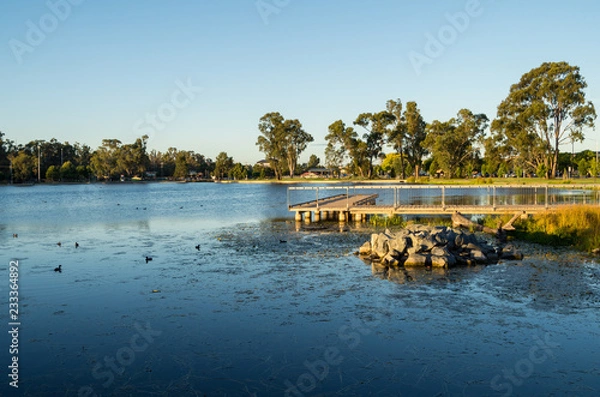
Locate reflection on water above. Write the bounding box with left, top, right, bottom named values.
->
left=1, top=183, right=600, bottom=396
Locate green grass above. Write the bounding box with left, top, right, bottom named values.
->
left=517, top=205, right=600, bottom=252
left=369, top=214, right=405, bottom=228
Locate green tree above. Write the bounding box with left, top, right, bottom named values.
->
left=60, top=161, right=77, bottom=181
left=403, top=101, right=428, bottom=178
left=384, top=99, right=407, bottom=178
left=424, top=109, right=489, bottom=178
left=256, top=112, right=286, bottom=180
left=354, top=111, right=393, bottom=178
left=307, top=154, right=320, bottom=169
left=10, top=151, right=34, bottom=182
left=46, top=165, right=60, bottom=181
left=173, top=152, right=189, bottom=180
left=283, top=118, right=313, bottom=177
left=256, top=112, right=313, bottom=179
left=214, top=152, right=234, bottom=180
left=73, top=142, right=92, bottom=168
left=230, top=163, right=249, bottom=180
left=325, top=120, right=371, bottom=178
left=0, top=131, right=10, bottom=181
left=76, top=165, right=90, bottom=181
left=124, top=135, right=150, bottom=177
left=90, top=139, right=122, bottom=180
left=380, top=153, right=402, bottom=178
left=492, top=62, right=596, bottom=178
left=324, top=120, right=352, bottom=177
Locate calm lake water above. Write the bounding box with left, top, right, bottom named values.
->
left=1, top=182, right=600, bottom=396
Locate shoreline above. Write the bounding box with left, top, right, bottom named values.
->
left=2, top=177, right=599, bottom=187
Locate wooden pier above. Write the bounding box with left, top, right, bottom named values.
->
left=288, top=185, right=600, bottom=223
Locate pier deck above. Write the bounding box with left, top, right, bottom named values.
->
left=287, top=184, right=600, bottom=222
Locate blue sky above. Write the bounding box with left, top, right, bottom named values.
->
left=1, top=0, right=599, bottom=164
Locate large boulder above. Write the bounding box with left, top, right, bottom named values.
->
left=404, top=252, right=430, bottom=267
left=501, top=244, right=524, bottom=260
left=359, top=224, right=522, bottom=268
left=359, top=241, right=372, bottom=255
left=470, top=249, right=488, bottom=264
left=431, top=246, right=457, bottom=267
left=389, top=234, right=411, bottom=255
left=371, top=233, right=392, bottom=259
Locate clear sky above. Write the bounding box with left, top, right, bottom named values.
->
left=1, top=0, right=599, bottom=164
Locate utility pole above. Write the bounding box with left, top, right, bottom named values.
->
left=37, top=144, right=41, bottom=183
left=60, top=146, right=63, bottom=182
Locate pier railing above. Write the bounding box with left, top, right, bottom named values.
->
left=288, top=184, right=600, bottom=216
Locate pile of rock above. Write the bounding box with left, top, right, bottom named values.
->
left=358, top=224, right=523, bottom=268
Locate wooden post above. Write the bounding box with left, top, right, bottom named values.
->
left=442, top=186, right=446, bottom=211
left=346, top=187, right=350, bottom=210
left=294, top=212, right=302, bottom=222
left=304, top=211, right=312, bottom=223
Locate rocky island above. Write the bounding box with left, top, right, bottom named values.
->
left=358, top=224, right=523, bottom=268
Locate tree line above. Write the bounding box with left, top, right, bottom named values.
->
left=0, top=133, right=257, bottom=183
left=0, top=130, right=320, bottom=183
left=256, top=61, right=597, bottom=180
left=1, top=62, right=597, bottom=184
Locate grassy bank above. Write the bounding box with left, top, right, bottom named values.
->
left=483, top=206, right=600, bottom=252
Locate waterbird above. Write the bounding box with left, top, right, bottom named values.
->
left=75, top=242, right=79, bottom=248
left=12, top=233, right=18, bottom=238
left=54, top=265, right=62, bottom=272
left=145, top=256, right=153, bottom=263
left=57, top=242, right=62, bottom=247
left=279, top=240, right=287, bottom=244
left=195, top=244, right=200, bottom=251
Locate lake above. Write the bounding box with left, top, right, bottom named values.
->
left=1, top=182, right=599, bottom=396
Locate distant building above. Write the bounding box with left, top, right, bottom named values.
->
left=301, top=168, right=332, bottom=178
left=255, top=160, right=272, bottom=168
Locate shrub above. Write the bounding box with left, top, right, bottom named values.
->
left=369, top=215, right=405, bottom=228
left=519, top=205, right=600, bottom=252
